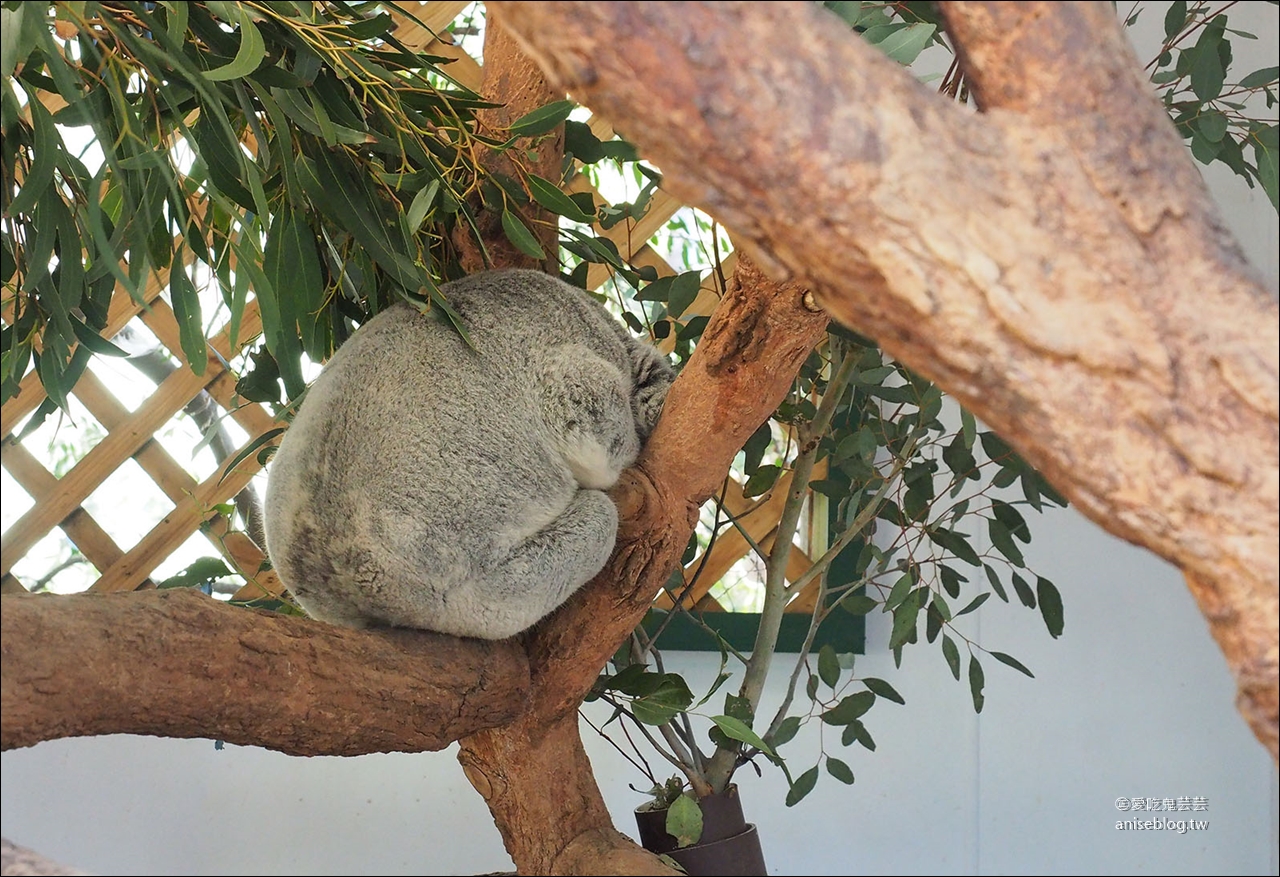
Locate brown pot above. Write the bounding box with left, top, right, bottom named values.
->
left=634, top=785, right=768, bottom=876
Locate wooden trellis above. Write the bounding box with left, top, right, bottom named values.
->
left=1, top=0, right=828, bottom=618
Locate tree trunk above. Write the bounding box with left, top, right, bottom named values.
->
left=490, top=0, right=1279, bottom=761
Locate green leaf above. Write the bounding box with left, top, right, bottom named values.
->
left=842, top=719, right=875, bottom=751
left=968, top=655, right=985, bottom=713
left=955, top=592, right=990, bottom=617
left=826, top=1, right=864, bottom=27
left=988, top=518, right=1025, bottom=567
left=406, top=179, right=440, bottom=233
left=710, top=715, right=775, bottom=757
left=665, top=794, right=703, bottom=848
left=666, top=271, right=702, bottom=320
left=157, top=556, right=232, bottom=589
left=983, top=564, right=1009, bottom=602
left=526, top=174, right=595, bottom=223
left=862, top=677, right=904, bottom=705
left=70, top=318, right=129, bottom=357
left=770, top=716, right=802, bottom=748
left=500, top=209, right=547, bottom=259
left=203, top=7, right=266, bottom=81
left=888, top=593, right=922, bottom=650
left=821, top=691, right=875, bottom=725
left=742, top=463, right=783, bottom=498
left=817, top=644, right=841, bottom=688
left=1239, top=66, right=1279, bottom=88
left=884, top=572, right=913, bottom=611
left=300, top=151, right=422, bottom=294
left=1011, top=571, right=1036, bottom=609
left=506, top=99, right=576, bottom=139
left=941, top=634, right=961, bottom=680
left=741, top=421, right=772, bottom=474
left=564, top=119, right=605, bottom=163
left=1196, top=109, right=1229, bottom=142
left=261, top=206, right=318, bottom=399
left=1037, top=576, right=1065, bottom=639
left=785, top=766, right=819, bottom=807
left=990, top=499, right=1030, bottom=542
left=874, top=22, right=936, bottom=66
left=938, top=564, right=963, bottom=598
left=826, top=757, right=855, bottom=785
left=929, top=527, right=981, bottom=566
left=218, top=428, right=285, bottom=484
left=1163, top=0, right=1187, bottom=40
left=1191, top=131, right=1223, bottom=163
left=1190, top=29, right=1226, bottom=101
left=840, top=594, right=878, bottom=615
left=1254, top=138, right=1278, bottom=210
left=168, top=266, right=207, bottom=376
left=960, top=408, right=977, bottom=449
left=1, top=5, right=26, bottom=80
left=190, top=112, right=257, bottom=213
left=990, top=651, right=1035, bottom=678
left=9, top=83, right=59, bottom=218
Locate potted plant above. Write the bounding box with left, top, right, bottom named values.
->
left=584, top=327, right=1067, bottom=875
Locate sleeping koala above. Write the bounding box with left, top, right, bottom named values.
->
left=263, top=269, right=674, bottom=639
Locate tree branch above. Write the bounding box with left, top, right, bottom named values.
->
left=490, top=0, right=1279, bottom=759
left=0, top=589, right=528, bottom=756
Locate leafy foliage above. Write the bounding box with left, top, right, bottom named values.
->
left=2, top=0, right=499, bottom=426
left=1151, top=1, right=1279, bottom=208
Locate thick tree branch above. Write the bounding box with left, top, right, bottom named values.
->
left=1, top=839, right=89, bottom=876
left=0, top=589, right=528, bottom=755
left=491, top=0, right=1279, bottom=757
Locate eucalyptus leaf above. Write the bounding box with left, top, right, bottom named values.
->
left=826, top=757, right=856, bottom=785
left=990, top=651, right=1035, bottom=678
left=506, top=99, right=576, bottom=139
left=203, top=7, right=266, bottom=81
left=785, top=766, right=819, bottom=807
left=968, top=655, right=985, bottom=713
left=1037, top=576, right=1065, bottom=639
left=500, top=210, right=547, bottom=259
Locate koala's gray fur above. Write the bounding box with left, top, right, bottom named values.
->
left=263, top=269, right=674, bottom=640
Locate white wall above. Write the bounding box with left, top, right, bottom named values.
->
left=3, top=4, right=1277, bottom=875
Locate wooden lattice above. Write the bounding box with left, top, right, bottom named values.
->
left=1, top=0, right=826, bottom=615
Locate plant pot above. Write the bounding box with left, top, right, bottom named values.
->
left=634, top=785, right=768, bottom=876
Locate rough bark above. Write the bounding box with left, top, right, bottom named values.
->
left=0, top=589, right=528, bottom=755
left=1, top=839, right=89, bottom=876
left=490, top=0, right=1280, bottom=759
left=458, top=256, right=828, bottom=872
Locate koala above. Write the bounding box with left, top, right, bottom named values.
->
left=263, top=269, right=674, bottom=640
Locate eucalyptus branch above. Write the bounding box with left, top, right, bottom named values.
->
left=702, top=349, right=859, bottom=791
left=765, top=432, right=921, bottom=740
left=787, top=433, right=920, bottom=598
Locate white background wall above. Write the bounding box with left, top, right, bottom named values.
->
left=3, top=4, right=1278, bottom=875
